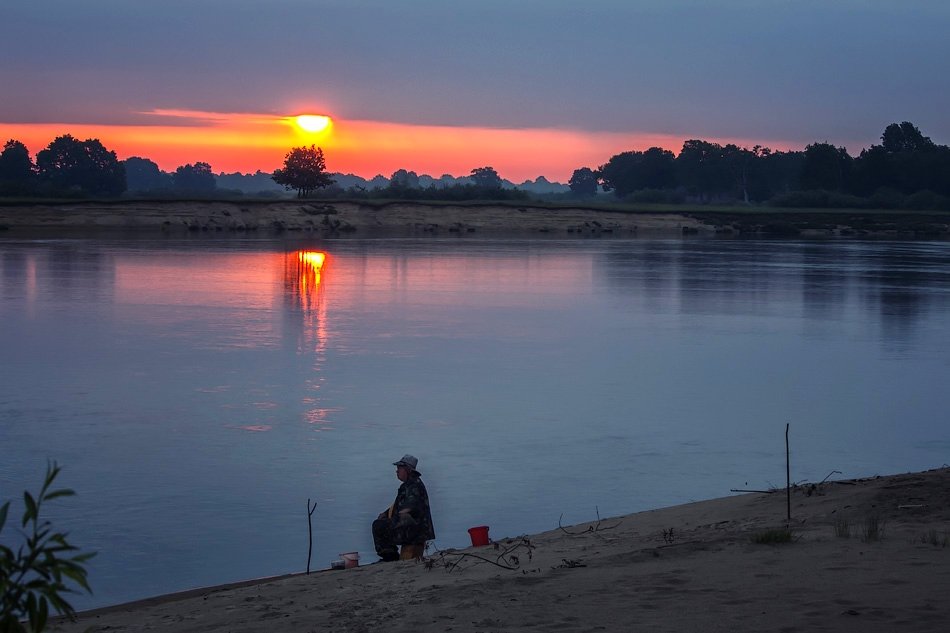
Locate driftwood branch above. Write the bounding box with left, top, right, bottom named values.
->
left=733, top=466, right=851, bottom=497
left=558, top=506, right=622, bottom=535
left=425, top=536, right=535, bottom=573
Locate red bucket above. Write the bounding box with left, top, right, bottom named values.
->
left=468, top=525, right=490, bottom=547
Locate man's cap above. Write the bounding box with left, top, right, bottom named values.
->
left=393, top=454, right=419, bottom=471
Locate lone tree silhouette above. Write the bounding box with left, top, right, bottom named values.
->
left=272, top=145, right=335, bottom=198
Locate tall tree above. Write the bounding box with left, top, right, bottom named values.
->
left=123, top=157, right=172, bottom=192
left=568, top=167, right=598, bottom=196
left=756, top=149, right=804, bottom=200
left=35, top=135, right=126, bottom=196
left=390, top=169, right=420, bottom=189
left=0, top=139, right=36, bottom=193
left=172, top=161, right=216, bottom=192
left=598, top=147, right=675, bottom=198
left=852, top=122, right=945, bottom=195
left=881, top=121, right=934, bottom=154
left=799, top=142, right=852, bottom=191
left=272, top=145, right=335, bottom=197
left=721, top=144, right=758, bottom=203
left=469, top=166, right=502, bottom=188
left=675, top=140, right=727, bottom=200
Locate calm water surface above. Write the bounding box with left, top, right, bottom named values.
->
left=2, top=233, right=949, bottom=609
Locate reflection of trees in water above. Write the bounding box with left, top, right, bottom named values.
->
left=600, top=239, right=949, bottom=346
left=600, top=241, right=681, bottom=309
left=675, top=241, right=788, bottom=315
left=856, top=243, right=950, bottom=345
left=1, top=251, right=28, bottom=300
left=602, top=240, right=798, bottom=315
left=42, top=245, right=113, bottom=300
left=800, top=242, right=851, bottom=322
left=1, top=245, right=115, bottom=302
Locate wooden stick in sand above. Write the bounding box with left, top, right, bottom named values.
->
left=785, top=423, right=791, bottom=522
left=307, top=499, right=317, bottom=574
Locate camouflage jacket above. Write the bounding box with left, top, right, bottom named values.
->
left=391, top=473, right=435, bottom=543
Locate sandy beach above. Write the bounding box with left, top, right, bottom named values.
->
left=2, top=200, right=948, bottom=239
left=0, top=200, right=706, bottom=235
left=47, top=467, right=950, bottom=632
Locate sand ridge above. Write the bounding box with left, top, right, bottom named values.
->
left=48, top=467, right=950, bottom=632
left=0, top=200, right=707, bottom=235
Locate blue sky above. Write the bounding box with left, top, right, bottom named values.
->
left=2, top=0, right=948, bottom=173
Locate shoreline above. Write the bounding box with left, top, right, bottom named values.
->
left=1, top=200, right=949, bottom=238
left=0, top=200, right=704, bottom=236
left=49, top=466, right=950, bottom=632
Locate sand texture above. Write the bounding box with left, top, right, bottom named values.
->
left=0, top=200, right=706, bottom=235
left=48, top=467, right=950, bottom=632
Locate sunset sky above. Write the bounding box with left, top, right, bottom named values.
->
left=2, top=1, right=948, bottom=182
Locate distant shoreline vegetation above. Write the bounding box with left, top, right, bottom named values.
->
left=1, top=122, right=949, bottom=212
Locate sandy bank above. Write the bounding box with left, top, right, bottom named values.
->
left=49, top=467, right=950, bottom=632
left=3, top=200, right=948, bottom=238
left=0, top=200, right=707, bottom=235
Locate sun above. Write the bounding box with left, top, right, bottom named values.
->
left=295, top=114, right=332, bottom=133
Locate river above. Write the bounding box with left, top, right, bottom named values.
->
left=1, top=233, right=949, bottom=609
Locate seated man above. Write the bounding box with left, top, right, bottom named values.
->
left=372, top=454, right=435, bottom=562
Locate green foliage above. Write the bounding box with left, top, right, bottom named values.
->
left=1, top=462, right=95, bottom=633
left=867, top=187, right=905, bottom=210
left=390, top=169, right=420, bottom=189
left=750, top=528, right=794, bottom=544
left=0, top=141, right=36, bottom=195
left=589, top=121, right=950, bottom=205
left=272, top=145, right=336, bottom=198
left=172, top=161, right=216, bottom=193
left=568, top=167, right=598, bottom=196
left=624, top=188, right=685, bottom=204
left=768, top=189, right=867, bottom=209
left=342, top=182, right=530, bottom=202
left=598, top=147, right=676, bottom=198
left=800, top=142, right=852, bottom=192
left=902, top=190, right=950, bottom=211
left=469, top=166, right=502, bottom=189
left=35, top=135, right=126, bottom=197
left=123, top=157, right=173, bottom=193
left=881, top=121, right=933, bottom=154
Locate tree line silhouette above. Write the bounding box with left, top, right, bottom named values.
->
left=576, top=122, right=950, bottom=211
left=1, top=122, right=948, bottom=210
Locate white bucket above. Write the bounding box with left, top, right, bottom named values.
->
left=340, top=552, right=359, bottom=569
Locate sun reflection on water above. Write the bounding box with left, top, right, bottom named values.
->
left=284, top=250, right=334, bottom=430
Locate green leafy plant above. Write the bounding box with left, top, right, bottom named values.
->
left=1, top=461, right=95, bottom=633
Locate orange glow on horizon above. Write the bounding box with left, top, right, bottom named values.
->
left=1, top=111, right=809, bottom=182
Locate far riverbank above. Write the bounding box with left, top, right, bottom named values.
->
left=1, top=200, right=949, bottom=237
